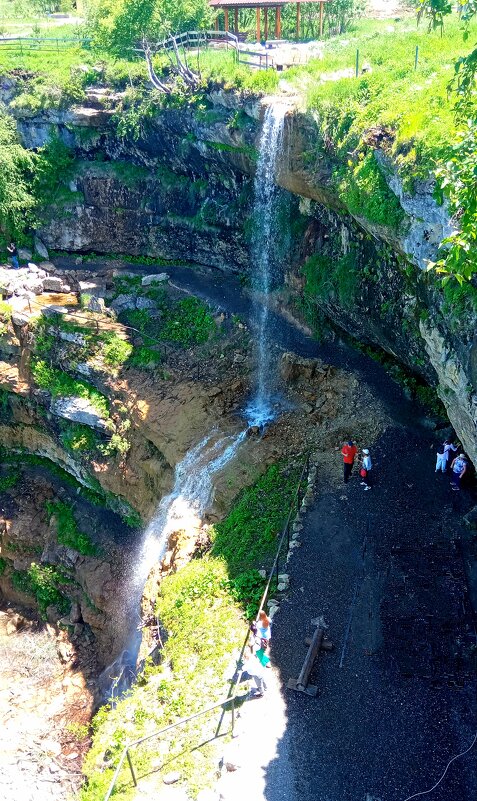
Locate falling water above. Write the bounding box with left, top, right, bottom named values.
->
left=246, top=102, right=288, bottom=427
left=132, top=429, right=246, bottom=594
left=101, top=428, right=246, bottom=697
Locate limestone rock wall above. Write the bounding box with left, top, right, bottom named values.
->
left=3, top=84, right=477, bottom=464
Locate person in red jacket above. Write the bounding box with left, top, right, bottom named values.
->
left=341, top=440, right=358, bottom=484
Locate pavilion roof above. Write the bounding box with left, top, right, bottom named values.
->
left=209, top=0, right=327, bottom=7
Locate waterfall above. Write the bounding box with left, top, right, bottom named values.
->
left=132, top=429, right=246, bottom=594
left=246, top=102, right=288, bottom=428
left=100, top=428, right=246, bottom=698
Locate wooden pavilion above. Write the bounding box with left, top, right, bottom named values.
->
left=209, top=0, right=327, bottom=41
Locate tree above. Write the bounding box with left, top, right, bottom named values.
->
left=85, top=0, right=213, bottom=56
left=0, top=113, right=37, bottom=246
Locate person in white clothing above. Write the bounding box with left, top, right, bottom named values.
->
left=359, top=448, right=372, bottom=490
left=435, top=440, right=458, bottom=473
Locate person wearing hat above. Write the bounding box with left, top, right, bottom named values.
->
left=359, top=448, right=372, bottom=490
left=341, top=440, right=358, bottom=483
left=450, top=453, right=467, bottom=490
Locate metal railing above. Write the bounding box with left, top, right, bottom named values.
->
left=237, top=48, right=275, bottom=70
left=141, top=29, right=239, bottom=56
left=102, top=451, right=311, bottom=800
left=0, top=36, right=88, bottom=53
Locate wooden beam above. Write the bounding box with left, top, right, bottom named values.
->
left=256, top=7, right=261, bottom=41
left=296, top=1, right=300, bottom=40
left=264, top=7, right=268, bottom=39
left=215, top=15, right=219, bottom=31
left=234, top=7, right=239, bottom=32
left=224, top=8, right=229, bottom=31
left=319, top=0, right=324, bottom=38
left=275, top=5, right=281, bottom=37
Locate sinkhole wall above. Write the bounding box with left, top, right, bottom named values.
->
left=3, top=80, right=477, bottom=465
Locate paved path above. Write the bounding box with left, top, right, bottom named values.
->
left=269, top=425, right=477, bottom=801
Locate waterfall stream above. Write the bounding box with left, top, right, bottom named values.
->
left=246, top=102, right=288, bottom=428
left=103, top=101, right=288, bottom=697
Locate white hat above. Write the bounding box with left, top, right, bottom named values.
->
left=362, top=448, right=369, bottom=455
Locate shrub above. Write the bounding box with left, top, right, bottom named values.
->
left=128, top=345, right=162, bottom=369
left=60, top=422, right=99, bottom=453
left=102, top=332, right=133, bottom=367
left=0, top=473, right=20, bottom=491
left=11, top=563, right=71, bottom=618
left=0, top=556, right=6, bottom=575
left=161, top=296, right=215, bottom=347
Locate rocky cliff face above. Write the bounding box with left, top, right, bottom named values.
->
left=3, top=82, right=477, bottom=465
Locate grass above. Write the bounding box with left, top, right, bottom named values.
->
left=80, top=460, right=303, bottom=799
left=120, top=295, right=217, bottom=350
left=45, top=499, right=98, bottom=557
left=30, top=358, right=110, bottom=417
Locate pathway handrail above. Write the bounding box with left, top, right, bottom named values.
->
left=136, top=29, right=239, bottom=56
left=102, top=450, right=311, bottom=800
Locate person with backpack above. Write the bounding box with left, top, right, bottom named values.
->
left=359, top=448, right=372, bottom=491
left=435, top=439, right=458, bottom=473
left=450, top=453, right=467, bottom=490
left=6, top=242, right=19, bottom=270
left=341, top=440, right=358, bottom=484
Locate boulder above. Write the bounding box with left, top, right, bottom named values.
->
left=11, top=312, right=29, bottom=327
left=43, top=276, right=64, bottom=292
left=84, top=296, right=106, bottom=313
left=136, top=296, right=156, bottom=310
left=141, top=273, right=169, bottom=286
left=28, top=279, right=44, bottom=295
left=52, top=397, right=109, bottom=431
left=111, top=294, right=136, bottom=312
left=39, top=261, right=57, bottom=272
left=18, top=248, right=32, bottom=261
left=280, top=352, right=322, bottom=382
left=34, top=236, right=49, bottom=260
left=69, top=601, right=82, bottom=624
left=163, top=771, right=181, bottom=785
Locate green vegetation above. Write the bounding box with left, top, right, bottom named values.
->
left=0, top=556, right=6, bottom=575
left=302, top=250, right=359, bottom=306
left=102, top=332, right=133, bottom=367
left=11, top=562, right=71, bottom=618
left=120, top=294, right=217, bottom=349
left=128, top=345, right=162, bottom=369
left=81, top=461, right=302, bottom=799
left=60, top=422, right=100, bottom=454
left=0, top=112, right=37, bottom=246
left=30, top=358, right=110, bottom=417
left=0, top=447, right=142, bottom=527
left=0, top=472, right=20, bottom=491
left=45, top=499, right=98, bottom=557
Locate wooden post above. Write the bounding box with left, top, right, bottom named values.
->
left=264, top=7, right=268, bottom=39
left=275, top=6, right=281, bottom=38
left=224, top=8, right=229, bottom=31
left=319, top=1, right=324, bottom=37
left=215, top=15, right=219, bottom=31
left=234, top=7, right=239, bottom=32
left=256, top=7, right=261, bottom=41
left=296, top=2, right=301, bottom=40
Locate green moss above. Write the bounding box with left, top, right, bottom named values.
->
left=335, top=153, right=404, bottom=229
left=0, top=556, right=6, bottom=575
left=0, top=472, right=20, bottom=491
left=205, top=140, right=258, bottom=162
left=11, top=563, right=71, bottom=618
left=128, top=346, right=162, bottom=369
left=45, top=499, right=98, bottom=557
left=303, top=250, right=359, bottom=306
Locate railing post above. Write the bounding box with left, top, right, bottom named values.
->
left=275, top=555, right=279, bottom=587
left=126, top=749, right=137, bottom=786
left=355, top=48, right=359, bottom=78
left=231, top=695, right=236, bottom=736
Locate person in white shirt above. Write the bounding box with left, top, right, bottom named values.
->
left=359, top=448, right=372, bottom=491
left=436, top=439, right=458, bottom=473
